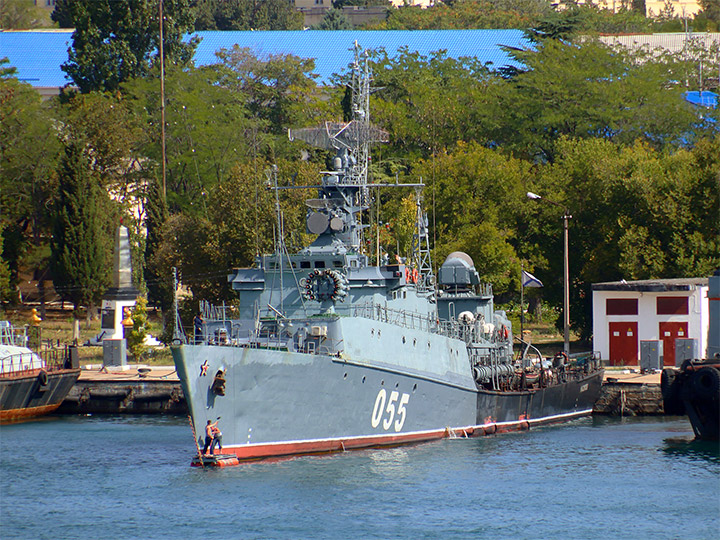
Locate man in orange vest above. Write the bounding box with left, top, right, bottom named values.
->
left=210, top=421, right=223, bottom=455
left=203, top=419, right=219, bottom=455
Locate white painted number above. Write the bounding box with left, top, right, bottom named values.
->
left=395, top=393, right=409, bottom=431
left=371, top=388, right=386, bottom=428
left=383, top=391, right=399, bottom=430
left=371, top=388, right=410, bottom=432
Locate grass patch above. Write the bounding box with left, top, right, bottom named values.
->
left=1, top=306, right=173, bottom=366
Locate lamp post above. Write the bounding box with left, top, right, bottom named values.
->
left=527, top=192, right=572, bottom=356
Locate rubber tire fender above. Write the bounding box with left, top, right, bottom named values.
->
left=660, top=368, right=684, bottom=415
left=38, top=370, right=48, bottom=387
left=692, top=367, right=720, bottom=402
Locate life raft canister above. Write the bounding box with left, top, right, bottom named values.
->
left=301, top=269, right=348, bottom=302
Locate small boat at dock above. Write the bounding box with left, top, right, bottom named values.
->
left=0, top=321, right=81, bottom=423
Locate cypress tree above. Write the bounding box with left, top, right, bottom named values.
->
left=144, top=178, right=172, bottom=311
left=51, top=141, right=111, bottom=320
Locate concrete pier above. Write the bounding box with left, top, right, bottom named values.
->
left=594, top=371, right=664, bottom=416
left=58, top=366, right=186, bottom=415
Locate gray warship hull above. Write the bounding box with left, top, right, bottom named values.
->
left=173, top=316, right=603, bottom=460
left=173, top=43, right=604, bottom=463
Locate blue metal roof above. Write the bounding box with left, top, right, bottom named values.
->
left=0, top=31, right=74, bottom=87
left=685, top=90, right=718, bottom=108
left=1, top=29, right=528, bottom=88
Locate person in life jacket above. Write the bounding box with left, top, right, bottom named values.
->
left=210, top=422, right=223, bottom=454
left=203, top=419, right=219, bottom=455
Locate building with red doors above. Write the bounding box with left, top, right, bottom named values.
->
left=592, top=277, right=710, bottom=367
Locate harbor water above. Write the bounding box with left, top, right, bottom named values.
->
left=1, top=415, right=717, bottom=539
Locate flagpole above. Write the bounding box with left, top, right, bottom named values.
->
left=520, top=263, right=524, bottom=341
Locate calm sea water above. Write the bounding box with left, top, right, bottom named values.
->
left=1, top=415, right=717, bottom=540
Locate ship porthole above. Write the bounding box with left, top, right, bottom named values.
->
left=402, top=336, right=406, bottom=344
left=413, top=338, right=416, bottom=347
left=362, top=376, right=366, bottom=383
left=343, top=372, right=348, bottom=379
left=412, top=384, right=417, bottom=392
left=394, top=382, right=399, bottom=388
left=381, top=380, right=384, bottom=386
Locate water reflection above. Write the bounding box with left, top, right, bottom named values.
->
left=662, top=437, right=720, bottom=465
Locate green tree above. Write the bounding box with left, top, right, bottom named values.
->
left=0, top=66, right=61, bottom=302
left=368, top=48, right=501, bottom=162
left=528, top=136, right=720, bottom=339
left=497, top=39, right=697, bottom=162
left=370, top=0, right=551, bottom=30
left=123, top=64, right=255, bottom=214
left=0, top=0, right=51, bottom=29
left=126, top=295, right=149, bottom=361
left=698, top=0, right=720, bottom=23
left=413, top=141, right=531, bottom=291
left=56, top=91, right=145, bottom=193
left=0, top=223, right=13, bottom=304
left=313, top=8, right=353, bottom=30
left=191, top=0, right=303, bottom=30
left=61, top=0, right=198, bottom=93
left=148, top=157, right=314, bottom=302
left=214, top=47, right=323, bottom=135
left=144, top=179, right=172, bottom=310
left=50, top=141, right=113, bottom=322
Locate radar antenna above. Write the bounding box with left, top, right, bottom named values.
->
left=287, top=42, right=388, bottom=253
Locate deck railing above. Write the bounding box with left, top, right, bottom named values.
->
left=0, top=347, right=70, bottom=377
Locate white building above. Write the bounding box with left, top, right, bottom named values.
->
left=592, top=277, right=709, bottom=366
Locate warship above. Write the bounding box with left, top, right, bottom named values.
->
left=172, top=44, right=604, bottom=465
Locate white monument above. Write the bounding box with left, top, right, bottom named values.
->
left=100, top=225, right=138, bottom=367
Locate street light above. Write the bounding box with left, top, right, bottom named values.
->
left=527, top=192, right=572, bottom=356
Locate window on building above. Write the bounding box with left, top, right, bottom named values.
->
left=657, top=296, right=688, bottom=315
left=606, top=298, right=638, bottom=315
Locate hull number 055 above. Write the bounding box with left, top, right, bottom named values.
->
left=371, top=388, right=410, bottom=432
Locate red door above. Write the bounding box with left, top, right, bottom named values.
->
left=659, top=322, right=688, bottom=367
left=609, top=322, right=638, bottom=366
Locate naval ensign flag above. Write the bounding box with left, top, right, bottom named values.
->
left=522, top=270, right=543, bottom=288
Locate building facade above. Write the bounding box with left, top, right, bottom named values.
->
left=592, top=278, right=710, bottom=367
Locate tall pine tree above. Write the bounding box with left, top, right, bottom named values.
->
left=51, top=141, right=112, bottom=321
left=144, top=178, right=172, bottom=311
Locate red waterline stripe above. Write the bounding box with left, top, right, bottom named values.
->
left=212, top=409, right=594, bottom=463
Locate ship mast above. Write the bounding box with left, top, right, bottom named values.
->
left=412, top=187, right=434, bottom=291
left=287, top=42, right=388, bottom=256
